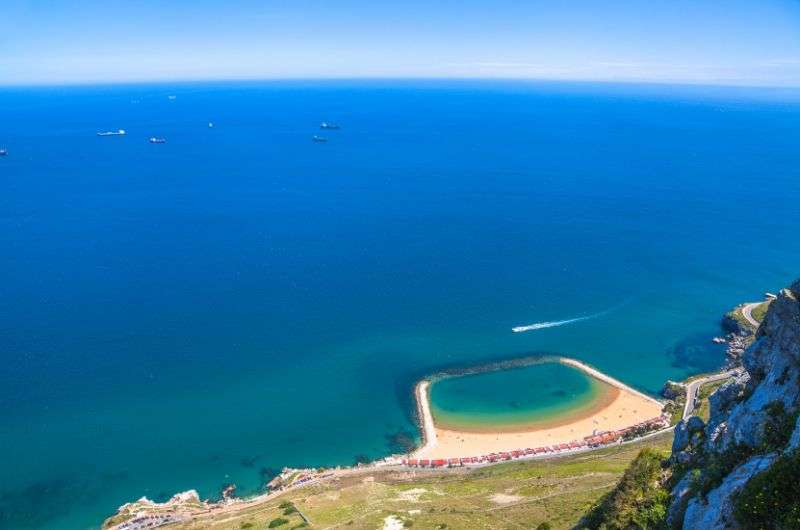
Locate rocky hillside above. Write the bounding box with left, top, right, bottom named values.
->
left=582, top=278, right=800, bottom=530
left=669, top=279, right=800, bottom=529
left=667, top=281, right=800, bottom=529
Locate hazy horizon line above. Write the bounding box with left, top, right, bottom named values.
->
left=2, top=75, right=800, bottom=91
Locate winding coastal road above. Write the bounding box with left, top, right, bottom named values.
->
left=682, top=370, right=740, bottom=420
left=740, top=302, right=762, bottom=328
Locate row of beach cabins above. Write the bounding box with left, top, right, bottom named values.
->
left=401, top=414, right=670, bottom=469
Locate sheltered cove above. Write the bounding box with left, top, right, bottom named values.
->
left=410, top=356, right=666, bottom=461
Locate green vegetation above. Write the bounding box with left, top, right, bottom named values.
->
left=664, top=398, right=685, bottom=425
left=692, top=444, right=755, bottom=498
left=695, top=378, right=730, bottom=422
left=268, top=517, right=289, bottom=528
left=734, top=449, right=800, bottom=529
left=725, top=306, right=755, bottom=332
left=761, top=401, right=798, bottom=452
left=580, top=447, right=670, bottom=529
left=160, top=432, right=672, bottom=530
left=750, top=301, right=771, bottom=324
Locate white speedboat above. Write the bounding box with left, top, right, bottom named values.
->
left=320, top=122, right=340, bottom=130
left=0, top=148, right=7, bottom=156
left=149, top=137, right=166, bottom=144
left=312, top=135, right=327, bottom=143
left=97, top=129, right=127, bottom=137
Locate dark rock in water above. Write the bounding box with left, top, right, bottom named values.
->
left=668, top=333, right=725, bottom=373
left=385, top=430, right=416, bottom=453
left=240, top=456, right=259, bottom=468
left=153, top=491, right=172, bottom=503
left=551, top=389, right=567, bottom=398
left=221, top=483, right=237, bottom=500
left=721, top=313, right=746, bottom=335
left=258, top=467, right=280, bottom=490
left=0, top=476, right=83, bottom=529
left=721, top=308, right=755, bottom=337
left=353, top=454, right=372, bottom=466
left=259, top=466, right=279, bottom=480
left=509, top=400, right=522, bottom=409
left=661, top=380, right=684, bottom=400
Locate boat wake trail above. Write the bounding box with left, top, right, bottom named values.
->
left=511, top=302, right=627, bottom=333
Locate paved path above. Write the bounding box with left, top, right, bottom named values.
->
left=683, top=370, right=739, bottom=420
left=740, top=302, right=762, bottom=328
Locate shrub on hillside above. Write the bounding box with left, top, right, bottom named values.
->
left=579, top=448, right=669, bottom=529
left=733, top=449, right=800, bottom=529
left=761, top=401, right=798, bottom=451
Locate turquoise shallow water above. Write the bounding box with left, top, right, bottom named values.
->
left=429, top=361, right=606, bottom=431
left=1, top=81, right=800, bottom=529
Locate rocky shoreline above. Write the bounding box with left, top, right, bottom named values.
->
left=664, top=279, right=800, bottom=529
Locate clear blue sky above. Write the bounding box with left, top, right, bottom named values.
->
left=2, top=0, right=800, bottom=86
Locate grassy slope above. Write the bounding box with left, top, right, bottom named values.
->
left=750, top=301, right=771, bottom=324
left=727, top=300, right=769, bottom=334
left=166, top=432, right=673, bottom=530
left=695, top=378, right=731, bottom=423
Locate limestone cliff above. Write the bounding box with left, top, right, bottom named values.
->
left=668, top=279, right=800, bottom=529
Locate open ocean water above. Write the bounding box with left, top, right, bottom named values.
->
left=1, top=80, right=799, bottom=529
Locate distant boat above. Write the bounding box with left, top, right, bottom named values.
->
left=208, top=122, right=214, bottom=128
left=0, top=148, right=7, bottom=156
left=97, top=129, right=127, bottom=137
left=167, top=95, right=177, bottom=100
left=312, top=135, right=327, bottom=143
left=149, top=137, right=167, bottom=144
left=320, top=122, right=340, bottom=130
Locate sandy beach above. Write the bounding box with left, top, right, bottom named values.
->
left=412, top=357, right=664, bottom=460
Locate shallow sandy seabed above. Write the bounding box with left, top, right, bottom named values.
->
left=414, top=359, right=664, bottom=459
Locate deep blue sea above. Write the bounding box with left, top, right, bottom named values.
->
left=1, top=80, right=799, bottom=529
